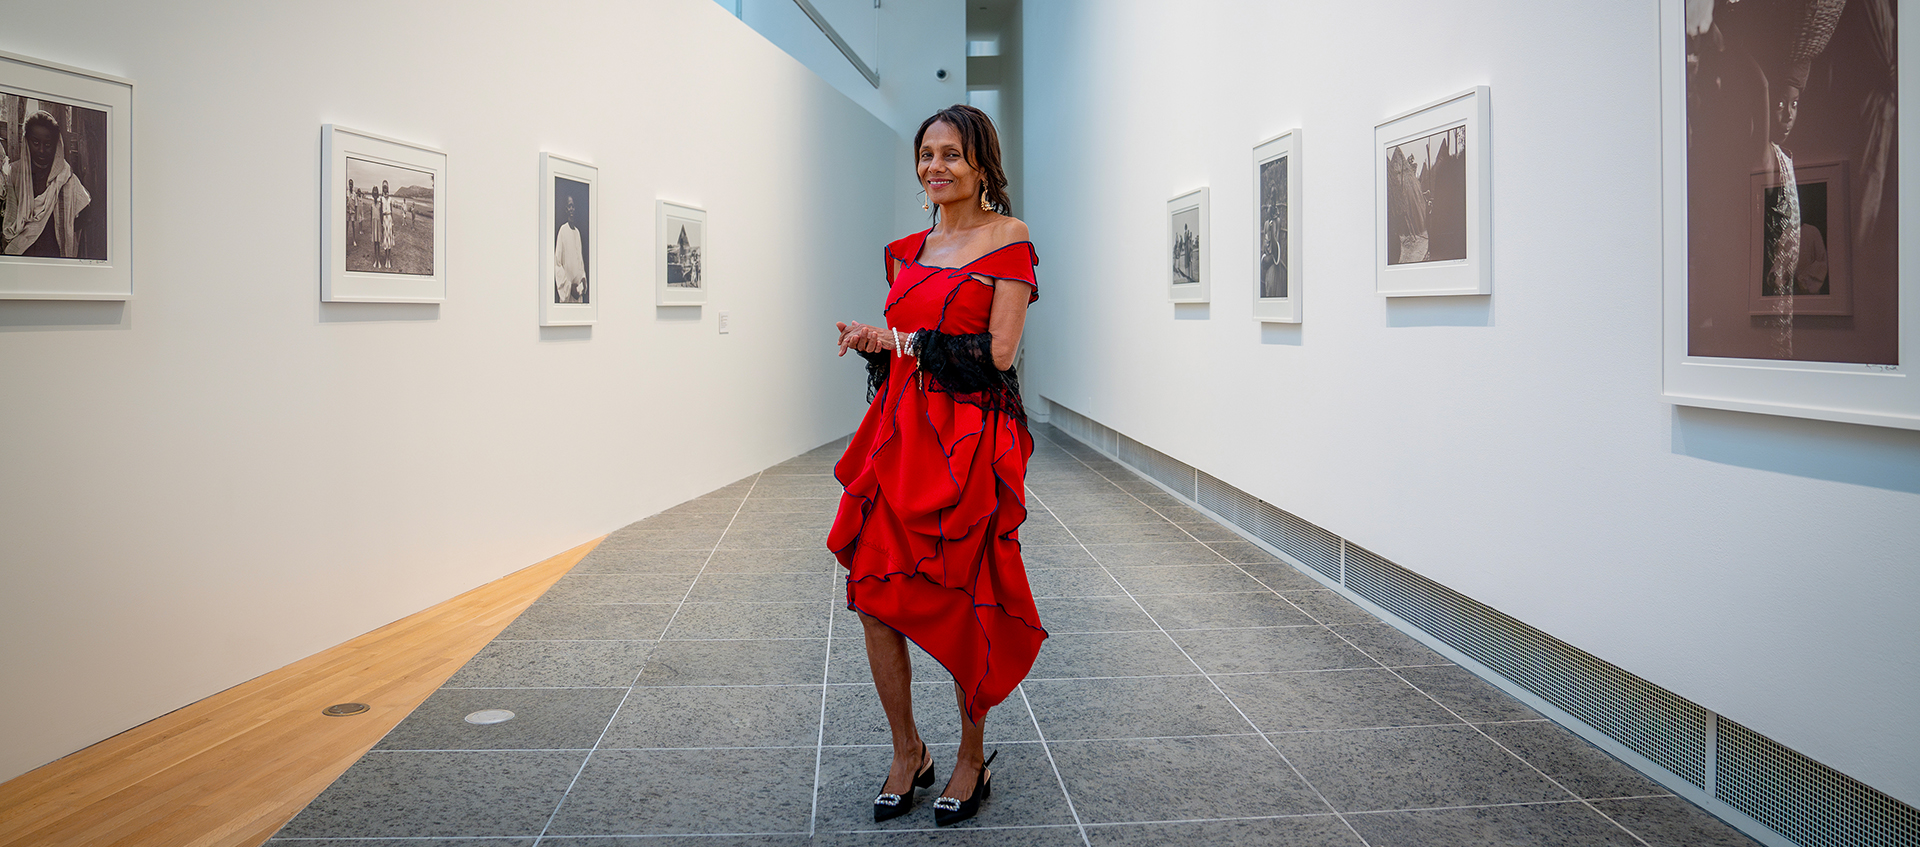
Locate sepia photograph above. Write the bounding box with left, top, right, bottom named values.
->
left=552, top=175, right=590, bottom=304
left=322, top=125, right=445, bottom=302
left=665, top=215, right=702, bottom=289
left=1384, top=125, right=1466, bottom=266
left=344, top=157, right=435, bottom=276
left=1685, top=0, right=1895, bottom=364
left=1259, top=154, right=1288, bottom=299
left=2, top=92, right=108, bottom=260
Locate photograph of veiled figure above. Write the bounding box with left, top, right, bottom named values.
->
left=665, top=215, right=703, bottom=289
left=1384, top=125, right=1466, bottom=266
left=1686, top=0, right=1896, bottom=364
left=1171, top=206, right=1200, bottom=286
left=552, top=176, right=590, bottom=304
left=2, top=92, right=107, bottom=259
left=344, top=157, right=435, bottom=276
left=1259, top=154, right=1288, bottom=299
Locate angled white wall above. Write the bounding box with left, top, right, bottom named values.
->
left=0, top=0, right=896, bottom=782
left=1020, top=1, right=1920, bottom=806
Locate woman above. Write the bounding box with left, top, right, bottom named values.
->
left=830, top=105, right=1045, bottom=828
left=377, top=182, right=396, bottom=270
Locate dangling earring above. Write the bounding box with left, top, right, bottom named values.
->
left=920, top=189, right=930, bottom=211
left=979, top=187, right=993, bottom=213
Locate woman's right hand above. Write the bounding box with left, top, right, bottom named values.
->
left=836, top=321, right=894, bottom=357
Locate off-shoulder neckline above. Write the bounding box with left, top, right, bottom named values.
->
left=901, top=228, right=1034, bottom=271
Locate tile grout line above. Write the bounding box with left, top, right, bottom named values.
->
left=808, top=592, right=836, bottom=836
left=528, top=472, right=764, bottom=847
left=1025, top=436, right=1378, bottom=847
left=1037, top=428, right=1659, bottom=846
left=1016, top=682, right=1094, bottom=847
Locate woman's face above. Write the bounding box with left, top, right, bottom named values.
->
left=918, top=121, right=980, bottom=207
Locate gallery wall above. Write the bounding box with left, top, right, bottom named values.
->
left=1020, top=0, right=1920, bottom=807
left=0, top=0, right=903, bottom=783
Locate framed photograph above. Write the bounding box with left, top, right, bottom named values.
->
left=1168, top=187, right=1209, bottom=303
left=1374, top=86, right=1491, bottom=297
left=322, top=125, right=446, bottom=303
left=541, top=153, right=597, bottom=326
left=1661, top=0, right=1915, bottom=430
left=656, top=199, right=706, bottom=306
left=1749, top=161, right=1851, bottom=317
left=1252, top=130, right=1303, bottom=323
left=0, top=50, right=132, bottom=300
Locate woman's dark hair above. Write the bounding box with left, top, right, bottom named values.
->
left=913, top=105, right=1010, bottom=216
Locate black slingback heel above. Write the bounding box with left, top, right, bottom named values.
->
left=932, top=749, right=997, bottom=827
left=872, top=742, right=936, bottom=822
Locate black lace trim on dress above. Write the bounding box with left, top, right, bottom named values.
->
left=910, top=330, right=1025, bottom=422
left=857, top=349, right=890, bottom=402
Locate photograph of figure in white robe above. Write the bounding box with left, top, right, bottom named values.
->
left=665, top=216, right=702, bottom=288
left=1686, top=0, right=1896, bottom=365
left=1384, top=125, right=1466, bottom=266
left=552, top=176, right=590, bottom=304
left=1259, top=155, right=1288, bottom=299
left=2, top=93, right=107, bottom=259
left=1170, top=206, right=1200, bottom=286
left=344, top=157, right=435, bottom=275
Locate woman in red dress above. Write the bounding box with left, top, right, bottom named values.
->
left=830, top=105, right=1045, bottom=827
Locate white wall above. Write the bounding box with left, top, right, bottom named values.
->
left=737, top=0, right=966, bottom=236
left=1022, top=1, right=1920, bottom=806
left=0, top=0, right=897, bottom=782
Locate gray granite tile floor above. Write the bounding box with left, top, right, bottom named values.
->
left=270, top=426, right=1758, bottom=847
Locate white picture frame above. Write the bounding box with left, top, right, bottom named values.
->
left=656, top=199, right=707, bottom=306
left=1659, top=0, right=1916, bottom=430
left=1168, top=187, right=1209, bottom=303
left=0, top=50, right=132, bottom=300
left=1252, top=130, right=1303, bottom=323
left=1374, top=86, right=1491, bottom=297
left=540, top=153, right=597, bottom=326
left=322, top=124, right=446, bottom=303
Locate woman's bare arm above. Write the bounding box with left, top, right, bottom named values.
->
left=982, top=277, right=1031, bottom=371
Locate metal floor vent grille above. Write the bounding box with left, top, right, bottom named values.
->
left=1117, top=433, right=1196, bottom=499
left=1037, top=397, right=1920, bottom=847
left=1341, top=543, right=1709, bottom=789
left=1717, top=719, right=1920, bottom=847
left=1195, top=471, right=1342, bottom=580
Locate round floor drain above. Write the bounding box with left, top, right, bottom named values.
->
left=322, top=702, right=370, bottom=717
left=465, top=709, right=516, bottom=725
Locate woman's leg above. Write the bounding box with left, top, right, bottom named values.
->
left=942, top=683, right=988, bottom=800
left=860, top=611, right=928, bottom=792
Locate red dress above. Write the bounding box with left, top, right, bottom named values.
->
left=829, top=228, right=1046, bottom=723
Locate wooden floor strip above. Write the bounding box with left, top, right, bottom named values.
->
left=0, top=536, right=601, bottom=847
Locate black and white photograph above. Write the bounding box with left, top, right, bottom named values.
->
left=322, top=125, right=446, bottom=303
left=1259, top=154, right=1287, bottom=299
left=1171, top=207, right=1200, bottom=286
left=1165, top=187, right=1209, bottom=302
left=666, top=217, right=702, bottom=289
left=1251, top=130, right=1301, bottom=322
left=552, top=176, right=590, bottom=304
left=655, top=199, right=708, bottom=306
left=344, top=157, right=434, bottom=276
left=1384, top=125, right=1466, bottom=266
left=2, top=92, right=107, bottom=260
